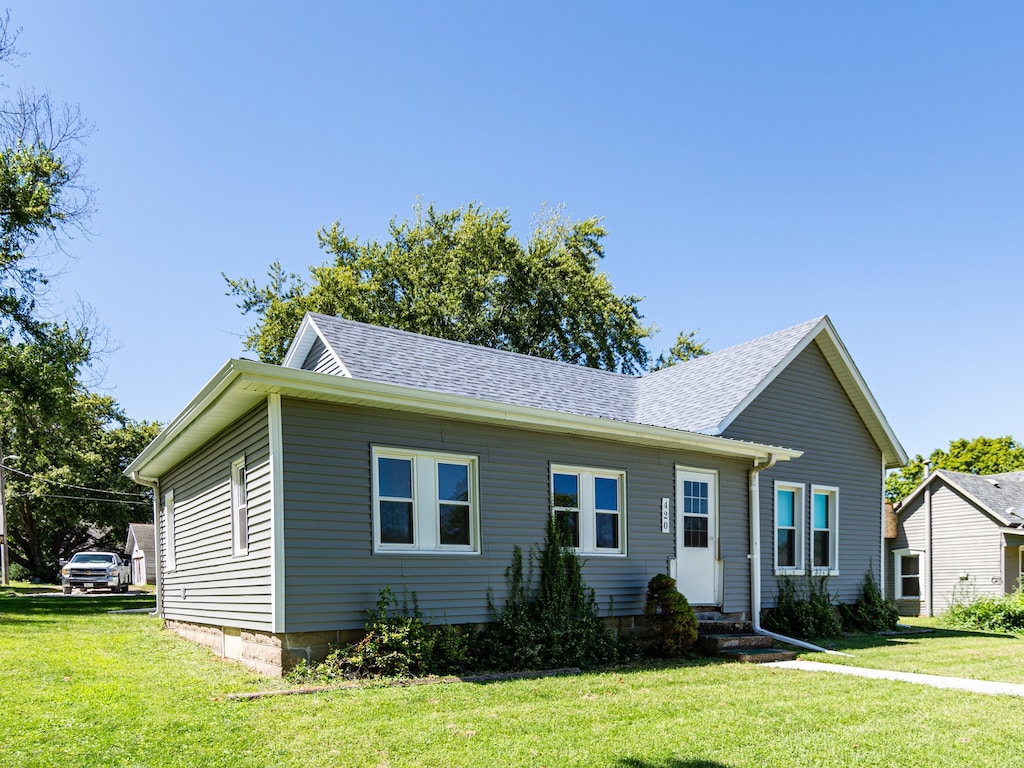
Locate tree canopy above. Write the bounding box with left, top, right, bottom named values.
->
left=0, top=13, right=150, bottom=581
left=651, top=329, right=711, bottom=371
left=885, top=435, right=1024, bottom=503
left=225, top=201, right=655, bottom=374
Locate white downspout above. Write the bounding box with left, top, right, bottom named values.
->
left=131, top=472, right=161, bottom=617
left=749, top=455, right=850, bottom=656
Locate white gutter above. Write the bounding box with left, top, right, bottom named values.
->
left=130, top=472, right=162, bottom=618
left=748, top=455, right=851, bottom=656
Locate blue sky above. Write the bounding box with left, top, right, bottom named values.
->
left=6, top=2, right=1022, bottom=461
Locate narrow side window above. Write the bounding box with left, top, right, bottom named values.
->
left=231, top=456, right=248, bottom=556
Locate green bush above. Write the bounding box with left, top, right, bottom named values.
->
left=476, top=515, right=616, bottom=671
left=838, top=568, right=899, bottom=633
left=763, top=575, right=841, bottom=638
left=642, top=574, right=698, bottom=657
left=943, top=590, right=1024, bottom=634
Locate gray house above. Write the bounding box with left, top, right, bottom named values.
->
left=888, top=469, right=1024, bottom=616
left=125, top=313, right=905, bottom=675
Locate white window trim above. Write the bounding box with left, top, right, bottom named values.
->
left=773, top=481, right=805, bottom=576
left=163, top=490, right=176, bottom=572
left=371, top=446, right=480, bottom=555
left=810, top=484, right=840, bottom=576
left=893, top=548, right=924, bottom=601
left=550, top=464, right=627, bottom=557
left=231, top=455, right=249, bottom=557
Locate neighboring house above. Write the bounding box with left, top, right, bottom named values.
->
left=124, top=522, right=156, bottom=585
left=888, top=469, right=1024, bottom=616
left=125, top=313, right=905, bottom=675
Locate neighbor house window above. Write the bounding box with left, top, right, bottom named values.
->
left=231, top=456, right=248, bottom=556
left=811, top=485, right=839, bottom=573
left=163, top=490, right=176, bottom=571
left=774, top=482, right=805, bottom=574
left=550, top=465, right=626, bottom=555
left=372, top=447, right=479, bottom=553
left=894, top=549, right=923, bottom=599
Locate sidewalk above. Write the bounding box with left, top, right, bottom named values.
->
left=765, top=659, right=1024, bottom=698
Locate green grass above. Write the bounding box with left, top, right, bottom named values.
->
left=798, top=616, right=1024, bottom=683
left=3, top=596, right=1024, bottom=767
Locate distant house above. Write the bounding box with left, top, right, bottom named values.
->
left=125, top=313, right=905, bottom=675
left=888, top=469, right=1024, bottom=616
left=124, top=523, right=156, bottom=586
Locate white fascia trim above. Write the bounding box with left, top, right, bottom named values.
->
left=126, top=359, right=803, bottom=481
left=281, top=313, right=351, bottom=376
left=709, top=318, right=907, bottom=469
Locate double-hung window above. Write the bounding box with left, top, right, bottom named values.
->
left=373, top=447, right=479, bottom=554
left=774, top=482, right=805, bottom=574
left=811, top=485, right=839, bottom=573
left=231, top=456, right=248, bottom=556
left=894, top=550, right=922, bottom=599
left=550, top=465, right=626, bottom=555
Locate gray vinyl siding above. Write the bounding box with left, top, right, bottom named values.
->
left=279, top=398, right=752, bottom=632
left=929, top=483, right=1004, bottom=612
left=158, top=405, right=274, bottom=629
left=722, top=340, right=883, bottom=606
left=301, top=336, right=345, bottom=375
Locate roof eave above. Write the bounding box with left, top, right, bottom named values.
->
left=126, top=360, right=802, bottom=480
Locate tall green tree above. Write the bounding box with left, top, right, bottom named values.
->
left=651, top=328, right=711, bottom=371
left=225, top=201, right=654, bottom=374
left=885, top=435, right=1024, bottom=503
left=0, top=12, right=93, bottom=337
left=0, top=322, right=159, bottom=580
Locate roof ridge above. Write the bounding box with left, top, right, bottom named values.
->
left=307, top=312, right=638, bottom=381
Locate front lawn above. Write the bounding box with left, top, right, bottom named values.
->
left=798, top=616, right=1024, bottom=683
left=3, top=595, right=1024, bottom=767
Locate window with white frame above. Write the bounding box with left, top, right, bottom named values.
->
left=810, top=485, right=839, bottom=573
left=231, top=456, right=248, bottom=556
left=372, top=447, right=479, bottom=553
left=550, top=465, right=626, bottom=555
left=163, top=490, right=176, bottom=571
left=894, top=549, right=922, bottom=599
left=774, top=482, right=805, bottom=574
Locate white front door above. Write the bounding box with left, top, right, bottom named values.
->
left=675, top=467, right=719, bottom=606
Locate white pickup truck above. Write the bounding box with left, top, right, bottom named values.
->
left=60, top=551, right=131, bottom=594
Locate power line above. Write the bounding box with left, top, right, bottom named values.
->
left=0, top=464, right=149, bottom=500
left=29, top=493, right=150, bottom=507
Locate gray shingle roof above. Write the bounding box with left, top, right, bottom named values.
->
left=302, top=313, right=828, bottom=434
left=637, top=317, right=825, bottom=432
left=934, top=469, right=1024, bottom=526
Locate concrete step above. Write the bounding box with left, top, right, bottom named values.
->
left=720, top=647, right=799, bottom=663
left=697, top=633, right=774, bottom=652
left=697, top=620, right=752, bottom=635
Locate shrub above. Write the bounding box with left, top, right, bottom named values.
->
left=943, top=590, right=1024, bottom=634
left=476, top=515, right=616, bottom=670
left=838, top=568, right=899, bottom=632
left=642, top=574, right=698, bottom=657
left=763, top=574, right=841, bottom=638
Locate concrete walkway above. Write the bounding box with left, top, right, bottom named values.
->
left=765, top=659, right=1024, bottom=698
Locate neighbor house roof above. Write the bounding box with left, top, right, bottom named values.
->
left=284, top=312, right=907, bottom=468
left=897, top=469, right=1024, bottom=528
left=124, top=522, right=155, bottom=556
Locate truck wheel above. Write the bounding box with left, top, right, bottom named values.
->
left=120, top=583, right=129, bottom=593
left=62, top=585, right=71, bottom=595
